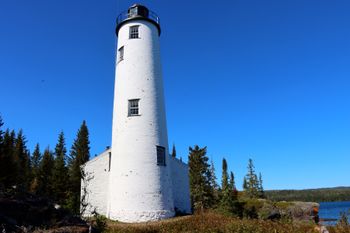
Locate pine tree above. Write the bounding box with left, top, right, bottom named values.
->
left=244, top=158, right=259, bottom=198
left=67, top=121, right=90, bottom=215
left=0, top=130, right=17, bottom=187
left=188, top=145, right=213, bottom=212
left=38, top=147, right=54, bottom=196
left=13, top=130, right=31, bottom=190
left=221, top=158, right=229, bottom=192
left=257, top=172, right=265, bottom=198
left=171, top=144, right=177, bottom=158
left=0, top=116, right=3, bottom=149
left=30, top=143, right=41, bottom=193
left=52, top=132, right=69, bottom=204
left=243, top=177, right=248, bottom=190
left=229, top=171, right=238, bottom=200
left=0, top=117, right=4, bottom=173
left=0, top=120, right=14, bottom=187
left=219, top=158, right=235, bottom=214
left=31, top=144, right=41, bottom=175
left=209, top=159, right=219, bottom=205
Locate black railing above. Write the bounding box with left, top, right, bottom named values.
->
left=116, top=10, right=160, bottom=26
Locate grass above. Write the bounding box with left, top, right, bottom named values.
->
left=104, top=212, right=325, bottom=233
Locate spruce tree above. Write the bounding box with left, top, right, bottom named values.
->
left=221, top=158, right=229, bottom=191
left=188, top=145, right=213, bottom=212
left=38, top=147, right=54, bottom=196
left=0, top=130, right=16, bottom=187
left=219, top=158, right=234, bottom=214
left=257, top=172, right=265, bottom=198
left=67, top=121, right=90, bottom=215
left=244, top=158, right=259, bottom=198
left=31, top=144, right=41, bottom=175
left=0, top=119, right=10, bottom=187
left=243, top=177, right=248, bottom=190
left=52, top=132, right=69, bottom=204
left=13, top=130, right=31, bottom=190
left=0, top=117, right=4, bottom=179
left=229, top=171, right=238, bottom=200
left=0, top=116, right=3, bottom=149
left=209, top=159, right=219, bottom=206
left=171, top=144, right=177, bottom=158
left=30, top=143, right=41, bottom=193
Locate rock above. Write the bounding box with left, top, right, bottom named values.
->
left=275, top=201, right=319, bottom=222
left=267, top=211, right=281, bottom=220
left=289, top=201, right=319, bottom=221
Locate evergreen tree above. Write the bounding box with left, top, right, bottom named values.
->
left=0, top=130, right=17, bottom=187
left=31, top=144, right=41, bottom=175
left=52, top=132, right=69, bottom=204
left=13, top=130, right=31, bottom=190
left=229, top=171, right=234, bottom=191
left=0, top=119, right=11, bottom=187
left=243, top=177, right=248, bottom=190
left=171, top=144, right=177, bottom=158
left=30, top=143, right=41, bottom=193
left=38, top=147, right=54, bottom=196
left=219, top=158, right=235, bottom=214
left=257, top=172, right=265, bottom=198
left=221, top=158, right=229, bottom=192
left=0, top=116, right=3, bottom=149
left=244, top=158, right=259, bottom=198
left=229, top=171, right=238, bottom=200
left=188, top=145, right=213, bottom=212
left=67, top=121, right=90, bottom=215
left=209, top=159, right=219, bottom=205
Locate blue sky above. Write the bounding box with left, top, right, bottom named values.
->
left=0, top=0, right=349, bottom=190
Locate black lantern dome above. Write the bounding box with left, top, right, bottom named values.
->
left=116, top=4, right=161, bottom=36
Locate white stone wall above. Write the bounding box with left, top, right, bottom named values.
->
left=170, top=157, right=192, bottom=214
left=81, top=149, right=110, bottom=217
left=81, top=149, right=191, bottom=219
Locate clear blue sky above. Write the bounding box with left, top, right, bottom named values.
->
left=1, top=0, right=349, bottom=190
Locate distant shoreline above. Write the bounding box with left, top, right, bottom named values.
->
left=265, top=186, right=350, bottom=202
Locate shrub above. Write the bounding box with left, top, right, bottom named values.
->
left=92, top=211, right=107, bottom=233
left=242, top=199, right=264, bottom=219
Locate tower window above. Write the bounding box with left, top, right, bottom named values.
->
left=129, top=25, right=139, bottom=39
left=118, top=46, right=124, bottom=62
left=108, top=152, right=111, bottom=172
left=128, top=99, right=140, bottom=116
left=156, top=146, right=166, bottom=166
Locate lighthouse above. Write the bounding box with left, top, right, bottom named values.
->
left=80, top=4, right=191, bottom=223
left=108, top=4, right=174, bottom=222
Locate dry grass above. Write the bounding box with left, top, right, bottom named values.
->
left=105, top=212, right=324, bottom=233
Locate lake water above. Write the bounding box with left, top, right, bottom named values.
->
left=319, top=201, right=350, bottom=225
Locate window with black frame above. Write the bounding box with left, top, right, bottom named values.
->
left=128, top=99, right=140, bottom=116
left=129, top=25, right=139, bottom=39
left=156, top=146, right=166, bottom=166
left=118, top=46, right=124, bottom=62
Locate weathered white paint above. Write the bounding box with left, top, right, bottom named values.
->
left=170, top=157, right=192, bottom=214
left=82, top=151, right=191, bottom=219
left=81, top=148, right=111, bottom=216
left=81, top=5, right=192, bottom=222
left=107, top=18, right=175, bottom=222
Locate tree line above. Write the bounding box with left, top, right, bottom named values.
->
left=265, top=187, right=350, bottom=202
left=0, top=116, right=90, bottom=215
left=187, top=145, right=265, bottom=216
left=1, top=114, right=266, bottom=217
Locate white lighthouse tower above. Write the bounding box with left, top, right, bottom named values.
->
left=107, top=4, right=175, bottom=222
